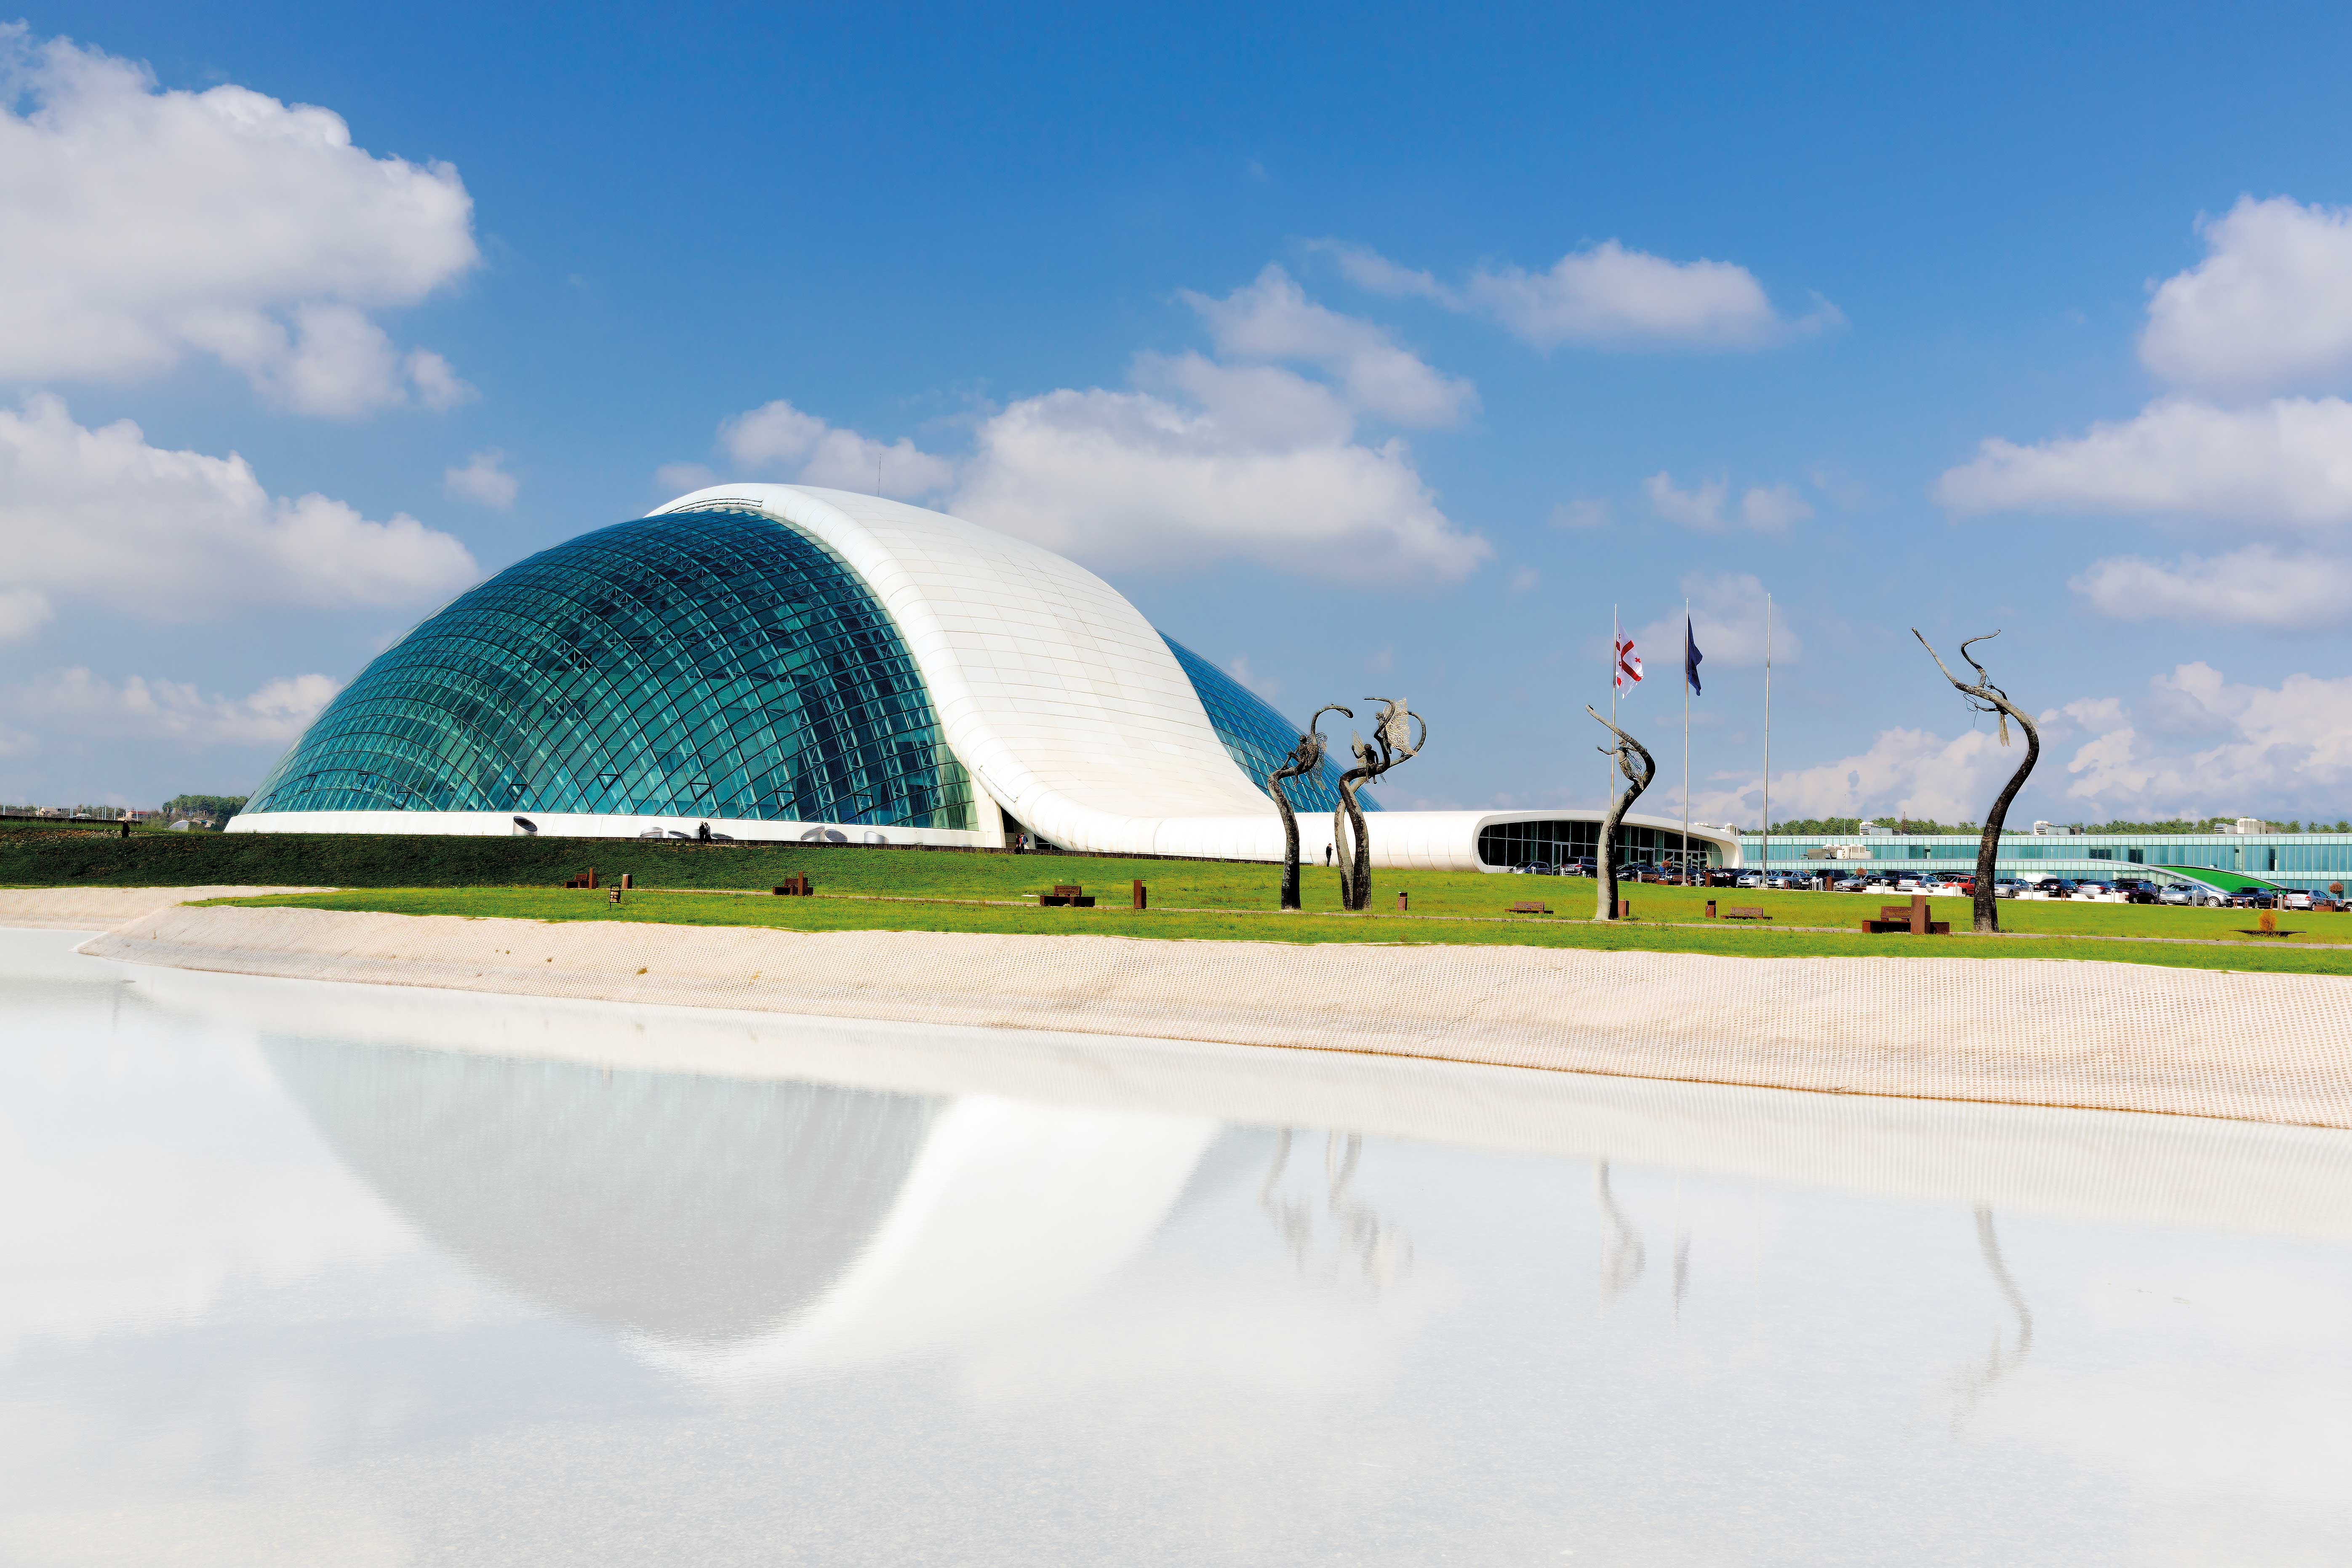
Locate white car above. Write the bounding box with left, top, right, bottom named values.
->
left=2282, top=890, right=2314, bottom=911
left=2157, top=884, right=2205, bottom=906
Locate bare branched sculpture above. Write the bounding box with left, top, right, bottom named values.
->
left=1915, top=630, right=2040, bottom=933
left=1268, top=704, right=1348, bottom=912
left=1587, top=705, right=1655, bottom=921
left=1333, top=696, right=1426, bottom=911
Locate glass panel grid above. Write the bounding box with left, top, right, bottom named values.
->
left=246, top=511, right=973, bottom=830
left=1160, top=636, right=1376, bottom=815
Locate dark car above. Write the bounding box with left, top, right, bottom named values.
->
left=1563, top=856, right=1597, bottom=878
left=2045, top=878, right=2080, bottom=898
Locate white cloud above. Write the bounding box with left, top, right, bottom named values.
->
left=951, top=369, right=1489, bottom=586
left=443, top=449, right=517, bottom=509
left=2141, top=196, right=2352, bottom=399
left=690, top=270, right=1488, bottom=586
left=1936, top=396, right=2352, bottom=525
left=1737, top=483, right=1814, bottom=531
left=0, top=394, right=478, bottom=625
left=1643, top=472, right=1812, bottom=533
left=2069, top=546, right=2352, bottom=628
left=3, top=667, right=340, bottom=746
left=716, top=399, right=956, bottom=499
left=0, top=587, right=51, bottom=642
left=1181, top=265, right=1475, bottom=427
left=1636, top=571, right=1798, bottom=671
left=1551, top=498, right=1611, bottom=529
left=1323, top=238, right=1839, bottom=349
left=2056, top=663, right=2352, bottom=819
left=1696, top=725, right=2023, bottom=827
left=0, top=27, right=477, bottom=415
left=1506, top=565, right=1540, bottom=594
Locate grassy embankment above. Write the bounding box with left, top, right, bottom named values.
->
left=8, top=824, right=2345, bottom=975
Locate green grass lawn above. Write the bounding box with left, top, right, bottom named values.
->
left=205, top=883, right=2352, bottom=977
left=14, top=822, right=2345, bottom=973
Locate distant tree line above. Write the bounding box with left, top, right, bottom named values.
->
left=163, top=794, right=248, bottom=823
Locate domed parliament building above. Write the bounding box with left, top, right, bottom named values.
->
left=233, top=484, right=1737, bottom=873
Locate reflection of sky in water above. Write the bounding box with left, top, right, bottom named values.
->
left=4, top=928, right=2349, bottom=1565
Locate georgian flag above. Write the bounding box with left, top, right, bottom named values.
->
left=1614, top=635, right=1643, bottom=696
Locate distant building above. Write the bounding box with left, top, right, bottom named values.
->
left=1745, top=827, right=2352, bottom=894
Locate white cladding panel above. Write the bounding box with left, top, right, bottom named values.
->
left=235, top=482, right=1744, bottom=873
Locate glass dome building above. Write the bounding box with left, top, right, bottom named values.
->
left=233, top=483, right=1739, bottom=871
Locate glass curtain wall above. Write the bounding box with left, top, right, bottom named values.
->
left=1160, top=636, right=1371, bottom=815
left=1475, top=819, right=1720, bottom=871
left=245, top=511, right=973, bottom=830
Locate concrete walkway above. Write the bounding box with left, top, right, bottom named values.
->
left=76, top=898, right=2352, bottom=1131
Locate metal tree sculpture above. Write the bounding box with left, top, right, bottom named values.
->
left=1333, top=696, right=1426, bottom=911
left=1587, top=705, right=1656, bottom=921
left=1268, top=704, right=1349, bottom=911
left=1914, top=629, right=2040, bottom=934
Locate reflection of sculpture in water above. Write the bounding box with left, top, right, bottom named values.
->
left=1256, top=1130, right=1413, bottom=1291
left=1594, top=1162, right=1647, bottom=1302
left=1949, top=1205, right=2034, bottom=1429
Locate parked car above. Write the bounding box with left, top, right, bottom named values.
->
left=2282, top=890, right=2315, bottom=911
left=1513, top=861, right=1554, bottom=875
left=1832, top=874, right=1866, bottom=893
left=2157, top=884, right=2201, bottom=906
left=1736, top=871, right=1765, bottom=889
left=1995, top=878, right=2024, bottom=899
left=2124, top=885, right=2161, bottom=904
left=1707, top=869, right=1741, bottom=887
left=2044, top=878, right=2080, bottom=898
left=2074, top=880, right=2117, bottom=899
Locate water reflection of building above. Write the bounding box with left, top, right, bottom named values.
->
left=263, top=1037, right=1232, bottom=1377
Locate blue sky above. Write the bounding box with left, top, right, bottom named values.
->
left=8, top=3, right=2352, bottom=824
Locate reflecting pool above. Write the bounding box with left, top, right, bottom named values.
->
left=5, top=928, right=2350, bottom=1564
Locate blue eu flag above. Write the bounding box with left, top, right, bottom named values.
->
left=1684, top=616, right=1703, bottom=696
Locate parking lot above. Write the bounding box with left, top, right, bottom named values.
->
left=1503, top=861, right=2344, bottom=912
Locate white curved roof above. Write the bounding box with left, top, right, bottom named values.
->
left=642, top=484, right=1747, bottom=872
left=654, top=483, right=1293, bottom=859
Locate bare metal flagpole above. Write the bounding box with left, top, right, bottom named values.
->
left=1610, top=603, right=1620, bottom=805
left=1762, top=591, right=1772, bottom=880
left=1682, top=600, right=1690, bottom=884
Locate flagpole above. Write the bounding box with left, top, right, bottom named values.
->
left=1610, top=603, right=1619, bottom=804
left=1762, top=591, right=1772, bottom=881
left=1682, top=601, right=1690, bottom=885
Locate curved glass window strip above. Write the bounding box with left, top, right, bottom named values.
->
left=1476, top=819, right=1719, bottom=871
left=1160, top=635, right=1376, bottom=815
left=245, top=511, right=973, bottom=830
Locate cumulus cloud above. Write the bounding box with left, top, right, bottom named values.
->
left=1936, top=395, right=2352, bottom=525
left=1181, top=265, right=1475, bottom=426
left=951, top=367, right=1488, bottom=585
left=0, top=26, right=477, bottom=415
left=2141, top=197, right=2352, bottom=400
left=712, top=399, right=956, bottom=500
left=2057, top=663, right=2352, bottom=818
left=685, top=272, right=1487, bottom=585
left=1551, top=498, right=1611, bottom=529
left=1636, top=571, right=1797, bottom=670
left=443, top=449, right=517, bottom=509
left=0, top=395, right=478, bottom=626
left=1321, top=238, right=1840, bottom=349
left=3, top=667, right=340, bottom=746
left=1643, top=472, right=1813, bottom=533
left=1693, top=725, right=2021, bottom=827
left=2069, top=546, right=2352, bottom=628
left=1698, top=661, right=2352, bottom=827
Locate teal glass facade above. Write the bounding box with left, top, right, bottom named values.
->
left=245, top=511, right=974, bottom=829
left=1160, top=636, right=1373, bottom=815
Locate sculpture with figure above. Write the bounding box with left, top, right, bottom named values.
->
left=1587, top=705, right=1656, bottom=921
left=1333, top=697, right=1426, bottom=912
left=1267, top=705, right=1349, bottom=912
